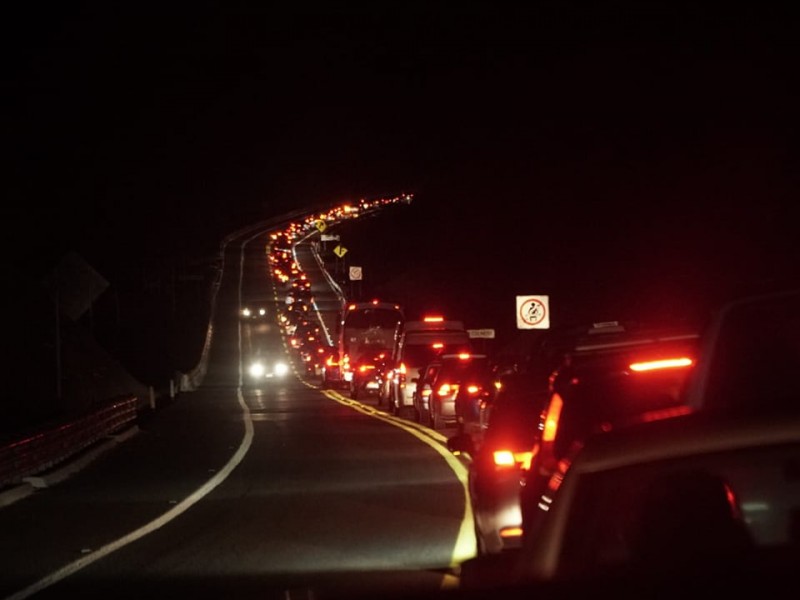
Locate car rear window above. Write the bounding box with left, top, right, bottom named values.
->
left=555, top=442, right=800, bottom=578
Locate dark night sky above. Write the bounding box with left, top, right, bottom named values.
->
left=5, top=5, right=800, bottom=341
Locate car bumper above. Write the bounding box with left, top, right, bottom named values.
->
left=471, top=469, right=526, bottom=554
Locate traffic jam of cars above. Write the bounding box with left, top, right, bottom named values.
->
left=251, top=198, right=799, bottom=592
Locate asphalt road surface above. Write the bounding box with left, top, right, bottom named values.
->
left=0, top=223, right=472, bottom=600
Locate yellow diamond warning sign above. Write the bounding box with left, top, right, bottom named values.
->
left=333, top=245, right=348, bottom=258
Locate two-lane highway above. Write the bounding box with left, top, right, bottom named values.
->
left=0, top=224, right=472, bottom=600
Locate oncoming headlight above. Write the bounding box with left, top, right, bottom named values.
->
left=249, top=362, right=266, bottom=378
left=274, top=362, right=289, bottom=377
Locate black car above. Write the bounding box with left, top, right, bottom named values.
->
left=519, top=320, right=699, bottom=529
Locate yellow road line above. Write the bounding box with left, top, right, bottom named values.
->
left=321, top=389, right=476, bottom=580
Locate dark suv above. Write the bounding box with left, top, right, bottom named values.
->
left=449, top=320, right=699, bottom=555
left=519, top=320, right=699, bottom=532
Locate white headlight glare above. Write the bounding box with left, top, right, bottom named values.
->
left=274, top=362, right=289, bottom=377
left=249, top=362, right=266, bottom=378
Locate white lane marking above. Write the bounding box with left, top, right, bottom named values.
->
left=321, top=390, right=477, bottom=571
left=4, top=231, right=266, bottom=600
left=5, top=390, right=254, bottom=600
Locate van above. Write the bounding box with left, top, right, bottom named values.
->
left=382, top=316, right=471, bottom=419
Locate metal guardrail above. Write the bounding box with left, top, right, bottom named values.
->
left=0, top=395, right=138, bottom=488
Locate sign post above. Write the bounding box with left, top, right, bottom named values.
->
left=349, top=266, right=362, bottom=301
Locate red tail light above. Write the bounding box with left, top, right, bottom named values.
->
left=492, top=449, right=534, bottom=470
left=424, top=316, right=444, bottom=323
left=432, top=343, right=444, bottom=350
left=493, top=450, right=515, bottom=467
left=458, top=353, right=471, bottom=360
left=499, top=527, right=523, bottom=539
left=466, top=385, right=481, bottom=395
left=437, top=383, right=459, bottom=397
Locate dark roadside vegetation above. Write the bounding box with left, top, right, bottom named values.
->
left=3, top=240, right=219, bottom=445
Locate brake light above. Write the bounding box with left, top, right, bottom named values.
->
left=499, top=527, right=523, bottom=539
left=421, top=387, right=432, bottom=398
left=359, top=364, right=375, bottom=373
left=466, top=385, right=480, bottom=394
left=493, top=450, right=515, bottom=467
left=432, top=342, right=444, bottom=349
left=399, top=363, right=407, bottom=375
left=424, top=316, right=444, bottom=322
left=458, top=353, right=471, bottom=360
left=542, top=393, right=564, bottom=443
left=437, top=383, right=459, bottom=397
left=629, top=357, right=693, bottom=372
left=492, top=450, right=534, bottom=470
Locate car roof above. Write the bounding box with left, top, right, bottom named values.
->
left=571, top=410, right=800, bottom=475
left=524, top=409, right=800, bottom=581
